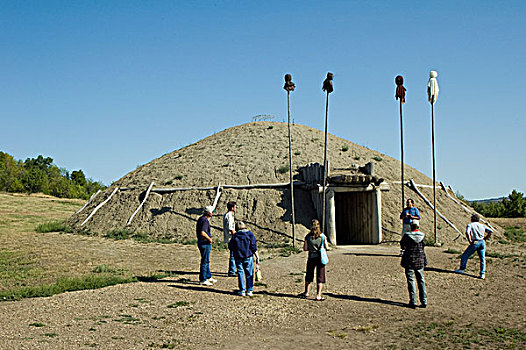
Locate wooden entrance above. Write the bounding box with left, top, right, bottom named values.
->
left=335, top=192, right=374, bottom=244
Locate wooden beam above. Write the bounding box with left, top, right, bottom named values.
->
left=126, top=182, right=155, bottom=226
left=75, top=190, right=101, bottom=214
left=408, top=179, right=463, bottom=238
left=211, top=182, right=222, bottom=211
left=81, top=187, right=119, bottom=226
left=150, top=182, right=305, bottom=193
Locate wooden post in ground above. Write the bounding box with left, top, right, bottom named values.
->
left=321, top=72, right=334, bottom=236
left=427, top=70, right=440, bottom=244
left=395, top=75, right=407, bottom=211
left=284, top=74, right=296, bottom=247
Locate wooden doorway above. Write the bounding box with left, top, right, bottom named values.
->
left=335, top=192, right=374, bottom=244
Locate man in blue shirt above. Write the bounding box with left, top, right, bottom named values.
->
left=400, top=199, right=421, bottom=256
left=400, top=199, right=421, bottom=235
left=196, top=206, right=216, bottom=286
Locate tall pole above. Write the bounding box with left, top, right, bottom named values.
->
left=400, top=99, right=405, bottom=210
left=431, top=103, right=437, bottom=244
left=287, top=90, right=296, bottom=247
left=283, top=74, right=296, bottom=247
left=321, top=72, right=334, bottom=236
left=322, top=91, right=329, bottom=234
left=427, top=70, right=439, bottom=245
left=395, top=75, right=406, bottom=211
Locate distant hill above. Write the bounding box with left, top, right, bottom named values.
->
left=470, top=197, right=505, bottom=205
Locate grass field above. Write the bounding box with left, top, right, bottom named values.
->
left=0, top=192, right=177, bottom=299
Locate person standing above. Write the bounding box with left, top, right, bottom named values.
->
left=223, top=201, right=238, bottom=277
left=400, top=199, right=421, bottom=235
left=400, top=222, right=428, bottom=309
left=300, top=219, right=328, bottom=301
left=196, top=206, right=217, bottom=286
left=455, top=214, right=493, bottom=280
left=399, top=199, right=421, bottom=256
left=228, top=221, right=259, bottom=297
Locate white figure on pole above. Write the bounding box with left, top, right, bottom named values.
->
left=427, top=70, right=439, bottom=104
left=427, top=70, right=439, bottom=245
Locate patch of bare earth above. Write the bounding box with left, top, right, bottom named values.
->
left=0, top=238, right=524, bottom=349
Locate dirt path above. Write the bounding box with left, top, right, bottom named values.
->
left=1, top=243, right=524, bottom=349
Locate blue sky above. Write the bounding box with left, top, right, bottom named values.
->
left=1, top=1, right=524, bottom=200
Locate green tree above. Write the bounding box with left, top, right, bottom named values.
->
left=20, top=167, right=49, bottom=193
left=502, top=190, right=525, bottom=218
left=71, top=170, right=87, bottom=187
left=0, top=152, right=23, bottom=192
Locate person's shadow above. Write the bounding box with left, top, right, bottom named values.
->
left=324, top=292, right=409, bottom=308
left=425, top=266, right=480, bottom=279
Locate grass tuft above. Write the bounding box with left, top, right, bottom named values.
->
left=35, top=221, right=72, bottom=233
left=0, top=274, right=137, bottom=301
left=504, top=226, right=526, bottom=243
left=277, top=165, right=289, bottom=174
left=167, top=301, right=189, bottom=308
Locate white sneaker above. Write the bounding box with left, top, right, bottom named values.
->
left=479, top=274, right=485, bottom=280
left=200, top=280, right=213, bottom=286
left=208, top=278, right=217, bottom=283
left=237, top=291, right=246, bottom=296
left=454, top=269, right=465, bottom=274
left=247, top=291, right=253, bottom=297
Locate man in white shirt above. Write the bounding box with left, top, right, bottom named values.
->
left=223, top=201, right=237, bottom=277
left=455, top=214, right=493, bottom=279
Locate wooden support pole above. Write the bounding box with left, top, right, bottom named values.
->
left=322, top=91, right=329, bottom=234
left=147, top=181, right=305, bottom=193
left=287, top=90, right=296, bottom=247
left=75, top=189, right=101, bottom=214
left=211, top=182, right=222, bottom=211
left=126, top=182, right=155, bottom=226
left=400, top=98, right=405, bottom=211
left=81, top=187, right=119, bottom=226
left=408, top=179, right=462, bottom=238
left=431, top=103, right=438, bottom=244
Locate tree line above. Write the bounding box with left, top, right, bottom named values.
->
left=470, top=190, right=526, bottom=218
left=0, top=152, right=106, bottom=200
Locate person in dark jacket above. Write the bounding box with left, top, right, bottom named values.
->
left=400, top=222, right=428, bottom=308
left=228, top=222, right=260, bottom=297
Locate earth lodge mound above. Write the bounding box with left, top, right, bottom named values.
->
left=66, top=122, right=499, bottom=245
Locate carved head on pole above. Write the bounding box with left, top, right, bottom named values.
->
left=427, top=70, right=439, bottom=104
left=395, top=75, right=406, bottom=104
left=322, top=72, right=334, bottom=94
left=283, top=73, right=295, bottom=92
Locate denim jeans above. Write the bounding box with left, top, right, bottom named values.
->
left=228, top=250, right=237, bottom=275
left=235, top=257, right=254, bottom=293
left=460, top=240, right=486, bottom=276
left=405, top=268, right=427, bottom=306
left=198, top=243, right=212, bottom=282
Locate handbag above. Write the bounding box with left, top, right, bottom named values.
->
left=320, top=235, right=329, bottom=265
left=255, top=263, right=262, bottom=281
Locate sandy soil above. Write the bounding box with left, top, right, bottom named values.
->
left=1, top=239, right=524, bottom=349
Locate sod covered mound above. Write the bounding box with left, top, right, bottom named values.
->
left=66, top=122, right=496, bottom=244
